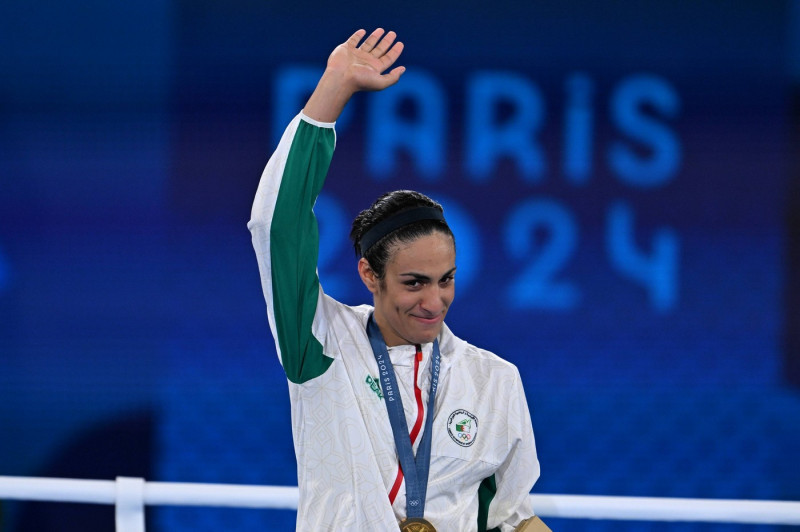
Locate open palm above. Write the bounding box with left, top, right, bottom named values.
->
left=327, top=28, right=405, bottom=92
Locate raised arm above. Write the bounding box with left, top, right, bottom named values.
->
left=249, top=29, right=404, bottom=383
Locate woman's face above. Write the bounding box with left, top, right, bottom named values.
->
left=361, top=232, right=456, bottom=346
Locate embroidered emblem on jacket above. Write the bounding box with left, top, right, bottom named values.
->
left=365, top=375, right=383, bottom=400
left=447, top=409, right=478, bottom=447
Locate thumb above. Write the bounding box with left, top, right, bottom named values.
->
left=382, top=66, right=406, bottom=87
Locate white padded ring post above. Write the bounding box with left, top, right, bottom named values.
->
left=115, top=477, right=146, bottom=532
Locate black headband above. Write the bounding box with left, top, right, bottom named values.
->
left=359, top=206, right=446, bottom=256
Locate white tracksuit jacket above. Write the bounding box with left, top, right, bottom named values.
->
left=249, top=112, right=540, bottom=531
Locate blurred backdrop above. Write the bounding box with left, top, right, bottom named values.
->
left=1, top=1, right=799, bottom=530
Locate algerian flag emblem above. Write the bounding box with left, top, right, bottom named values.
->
left=447, top=409, right=478, bottom=447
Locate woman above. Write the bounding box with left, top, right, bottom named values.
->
left=249, top=28, right=547, bottom=531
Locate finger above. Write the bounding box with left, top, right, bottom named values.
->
left=378, top=65, right=406, bottom=89
left=371, top=30, right=397, bottom=57
left=345, top=29, right=367, bottom=48
left=359, top=28, right=385, bottom=52
left=387, top=65, right=406, bottom=81
left=378, top=40, right=404, bottom=70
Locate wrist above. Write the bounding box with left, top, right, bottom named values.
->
left=303, top=69, right=357, bottom=123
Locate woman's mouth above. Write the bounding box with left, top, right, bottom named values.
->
left=411, top=314, right=442, bottom=325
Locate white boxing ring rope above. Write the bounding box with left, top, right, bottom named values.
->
left=1, top=476, right=800, bottom=532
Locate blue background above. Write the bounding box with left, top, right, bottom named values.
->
left=1, top=1, right=799, bottom=530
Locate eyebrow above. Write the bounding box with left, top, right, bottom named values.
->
left=399, top=267, right=457, bottom=282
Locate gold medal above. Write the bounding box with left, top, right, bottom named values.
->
left=398, top=517, right=437, bottom=532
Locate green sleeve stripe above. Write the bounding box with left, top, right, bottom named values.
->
left=270, top=119, right=335, bottom=384
left=477, top=474, right=501, bottom=532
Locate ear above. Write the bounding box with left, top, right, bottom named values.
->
left=358, top=257, right=380, bottom=295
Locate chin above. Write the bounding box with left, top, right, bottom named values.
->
left=412, top=328, right=441, bottom=345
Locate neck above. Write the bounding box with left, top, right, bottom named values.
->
left=374, top=312, right=407, bottom=347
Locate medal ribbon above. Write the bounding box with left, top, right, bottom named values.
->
left=367, top=314, right=441, bottom=519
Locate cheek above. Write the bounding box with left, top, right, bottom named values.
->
left=444, top=290, right=455, bottom=307
left=395, top=294, right=416, bottom=310
left=441, top=282, right=455, bottom=300
left=386, top=291, right=417, bottom=311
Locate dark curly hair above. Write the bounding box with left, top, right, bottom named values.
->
left=349, top=190, right=455, bottom=279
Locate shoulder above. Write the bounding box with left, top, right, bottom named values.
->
left=439, top=323, right=522, bottom=380
left=314, top=293, right=374, bottom=352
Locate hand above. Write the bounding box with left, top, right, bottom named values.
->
left=303, top=28, right=405, bottom=122
left=326, top=28, right=405, bottom=93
